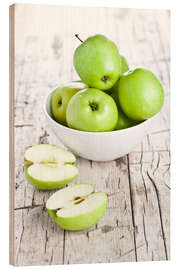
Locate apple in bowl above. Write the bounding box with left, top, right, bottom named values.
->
left=116, top=68, right=164, bottom=121
left=74, top=34, right=121, bottom=90
left=51, top=81, right=87, bottom=126
left=66, top=88, right=118, bottom=132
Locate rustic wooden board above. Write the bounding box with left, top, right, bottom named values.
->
left=10, top=4, right=170, bottom=266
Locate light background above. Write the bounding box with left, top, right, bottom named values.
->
left=0, top=0, right=179, bottom=269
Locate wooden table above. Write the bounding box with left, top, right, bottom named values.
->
left=11, top=4, right=170, bottom=266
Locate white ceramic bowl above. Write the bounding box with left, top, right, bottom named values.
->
left=43, top=89, right=160, bottom=162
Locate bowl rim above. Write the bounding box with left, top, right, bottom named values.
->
left=43, top=87, right=161, bottom=136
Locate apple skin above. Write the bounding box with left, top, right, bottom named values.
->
left=66, top=88, right=118, bottom=132
left=106, top=55, right=129, bottom=95
left=51, top=82, right=87, bottom=126
left=47, top=193, right=107, bottom=231
left=111, top=88, right=139, bottom=130
left=118, top=68, right=164, bottom=121
left=74, top=35, right=121, bottom=90
left=120, top=55, right=129, bottom=74
left=24, top=164, right=78, bottom=190
left=115, top=107, right=139, bottom=130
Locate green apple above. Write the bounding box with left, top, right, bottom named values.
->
left=46, top=184, right=108, bottom=230
left=24, top=144, right=78, bottom=190
left=73, top=34, right=121, bottom=90
left=66, top=88, right=118, bottom=132
left=51, top=82, right=87, bottom=126
left=120, top=55, right=129, bottom=74
left=106, top=55, right=129, bottom=95
left=110, top=87, right=139, bottom=130
left=115, top=107, right=139, bottom=130
left=117, top=68, right=164, bottom=121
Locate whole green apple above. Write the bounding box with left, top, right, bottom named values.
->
left=118, top=68, right=164, bottom=121
left=73, top=34, right=121, bottom=90
left=46, top=184, right=108, bottom=231
left=24, top=144, right=78, bottom=190
left=66, top=88, right=118, bottom=132
left=51, top=82, right=87, bottom=125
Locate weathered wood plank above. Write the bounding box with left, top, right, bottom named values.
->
left=12, top=4, right=170, bottom=266
left=14, top=207, right=64, bottom=266
left=127, top=150, right=170, bottom=261
left=63, top=208, right=136, bottom=264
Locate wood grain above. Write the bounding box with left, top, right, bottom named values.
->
left=10, top=4, right=170, bottom=266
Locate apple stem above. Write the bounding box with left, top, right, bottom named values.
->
left=75, top=34, right=83, bottom=43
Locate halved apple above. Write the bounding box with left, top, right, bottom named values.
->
left=24, top=144, right=78, bottom=190
left=46, top=184, right=108, bottom=230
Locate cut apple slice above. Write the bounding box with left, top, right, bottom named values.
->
left=24, top=144, right=78, bottom=190
left=46, top=184, right=108, bottom=231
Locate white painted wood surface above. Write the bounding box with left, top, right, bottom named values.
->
left=11, top=4, right=170, bottom=266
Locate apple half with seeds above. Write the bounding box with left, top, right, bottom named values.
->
left=46, top=184, right=108, bottom=230
left=24, top=144, right=78, bottom=190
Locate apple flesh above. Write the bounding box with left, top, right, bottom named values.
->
left=24, top=144, right=78, bottom=190
left=66, top=88, right=118, bottom=132
left=74, top=34, right=121, bottom=90
left=51, top=82, right=87, bottom=126
left=46, top=184, right=108, bottom=230
left=118, top=68, right=164, bottom=121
